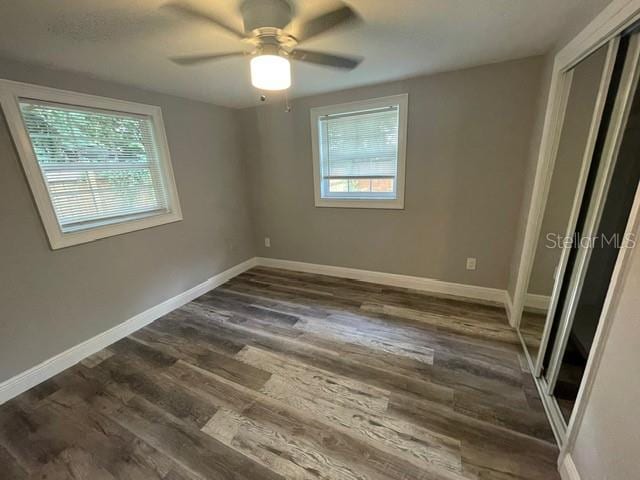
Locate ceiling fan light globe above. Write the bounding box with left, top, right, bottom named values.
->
left=250, top=55, right=291, bottom=90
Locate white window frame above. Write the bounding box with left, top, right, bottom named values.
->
left=310, top=94, right=408, bottom=209
left=0, top=79, right=182, bottom=249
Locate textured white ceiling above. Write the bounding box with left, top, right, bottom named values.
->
left=0, top=0, right=612, bottom=108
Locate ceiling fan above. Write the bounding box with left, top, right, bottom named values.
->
left=164, top=0, right=363, bottom=91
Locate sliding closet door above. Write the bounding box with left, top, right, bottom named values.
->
left=523, top=40, right=617, bottom=381
left=546, top=33, right=640, bottom=423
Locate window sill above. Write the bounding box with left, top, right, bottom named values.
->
left=48, top=210, right=183, bottom=249
left=314, top=198, right=405, bottom=209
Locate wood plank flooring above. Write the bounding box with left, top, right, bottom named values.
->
left=0, top=267, right=559, bottom=480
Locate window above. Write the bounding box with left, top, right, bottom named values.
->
left=310, top=94, right=408, bottom=209
left=0, top=80, right=182, bottom=249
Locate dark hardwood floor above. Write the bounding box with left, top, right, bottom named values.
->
left=0, top=267, right=560, bottom=480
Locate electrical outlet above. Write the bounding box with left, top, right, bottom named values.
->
left=466, top=257, right=477, bottom=271
left=264, top=237, right=271, bottom=248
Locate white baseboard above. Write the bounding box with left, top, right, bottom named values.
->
left=504, top=291, right=515, bottom=327
left=255, top=257, right=508, bottom=305
left=559, top=454, right=581, bottom=480
left=525, top=293, right=551, bottom=311
left=0, top=257, right=257, bottom=405
left=503, top=291, right=548, bottom=327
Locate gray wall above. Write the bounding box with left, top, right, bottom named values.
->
left=0, top=57, right=255, bottom=383
left=569, top=218, right=640, bottom=479
left=239, top=56, right=544, bottom=290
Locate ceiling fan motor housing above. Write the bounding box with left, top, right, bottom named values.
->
left=167, top=0, right=360, bottom=71
left=241, top=0, right=293, bottom=33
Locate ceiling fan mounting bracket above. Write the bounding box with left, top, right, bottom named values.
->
left=240, top=0, right=293, bottom=33
left=248, top=27, right=298, bottom=52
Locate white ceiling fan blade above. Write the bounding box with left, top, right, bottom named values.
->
left=162, top=1, right=246, bottom=40
left=296, top=4, right=360, bottom=43
left=170, top=52, right=248, bottom=66
left=290, top=49, right=361, bottom=69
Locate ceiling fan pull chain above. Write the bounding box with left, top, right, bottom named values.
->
left=285, top=90, right=292, bottom=113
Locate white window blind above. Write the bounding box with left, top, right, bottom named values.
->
left=19, top=99, right=169, bottom=232
left=319, top=105, right=399, bottom=199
